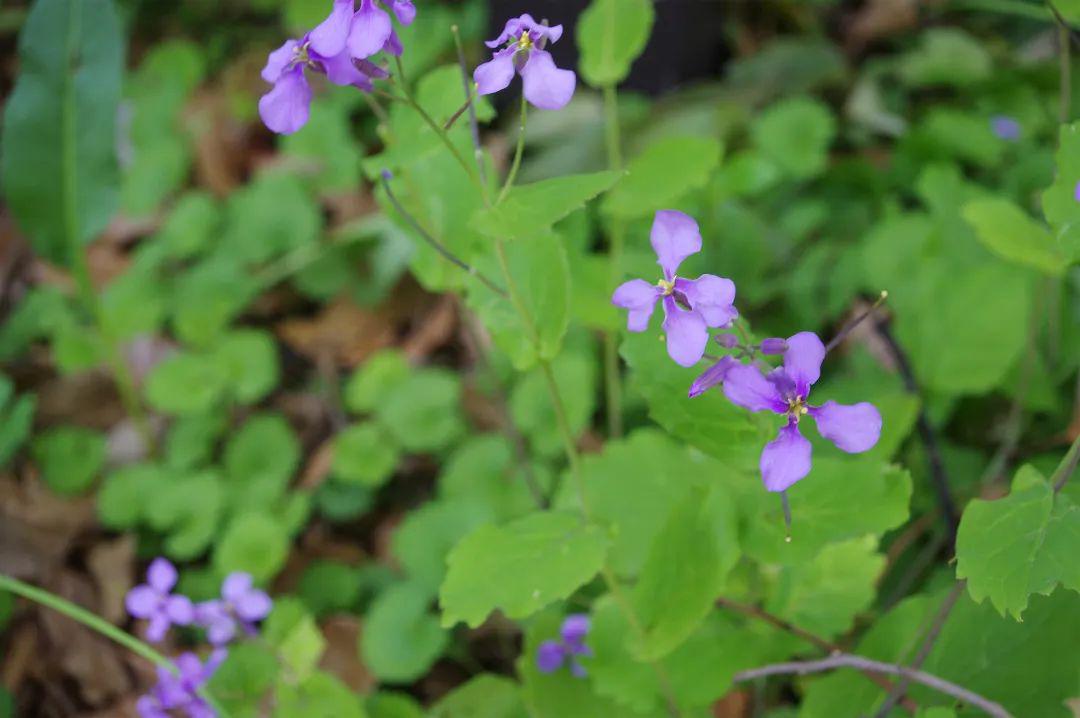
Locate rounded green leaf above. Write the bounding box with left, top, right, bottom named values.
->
left=332, top=423, right=401, bottom=487
left=603, top=136, right=722, bottom=219
left=377, top=369, right=464, bottom=453
left=32, top=426, right=106, bottom=496
left=362, top=581, right=449, bottom=683
left=214, top=513, right=289, bottom=583
left=576, top=0, right=654, bottom=87
left=146, top=352, right=228, bottom=415
left=213, top=330, right=281, bottom=404
left=343, top=349, right=411, bottom=414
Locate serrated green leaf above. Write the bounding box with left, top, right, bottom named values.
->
left=392, top=499, right=493, bottom=595
left=576, top=0, right=654, bottom=87
left=440, top=512, right=608, bottom=628
left=362, top=581, right=449, bottom=683
left=471, top=171, right=620, bottom=241
left=961, top=198, right=1065, bottom=276
left=603, top=136, right=722, bottom=219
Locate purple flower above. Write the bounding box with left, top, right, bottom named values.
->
left=990, top=115, right=1021, bottom=141
left=1074, top=179, right=1080, bottom=203
left=612, top=210, right=739, bottom=367
left=308, top=0, right=415, bottom=61
left=721, top=332, right=882, bottom=492
left=136, top=650, right=226, bottom=718
left=258, top=32, right=388, bottom=135
left=195, top=573, right=273, bottom=646
left=125, top=558, right=195, bottom=643
left=536, top=614, right=592, bottom=678
left=474, top=14, right=576, bottom=110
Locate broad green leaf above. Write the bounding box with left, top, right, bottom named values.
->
left=439, top=511, right=608, bottom=628
left=631, top=487, right=737, bottom=659
left=510, top=348, right=597, bottom=458
left=164, top=413, right=227, bottom=471
left=956, top=465, right=1080, bottom=619
left=219, top=173, right=321, bottom=265
left=437, top=435, right=543, bottom=522
left=264, top=598, right=327, bottom=681
left=1, top=0, right=123, bottom=265
left=99, top=269, right=167, bottom=339
left=366, top=692, right=424, bottom=718
left=275, top=672, right=367, bottom=718
left=1042, top=122, right=1080, bottom=233
left=144, top=470, right=225, bottom=559
left=97, top=463, right=164, bottom=529
left=765, top=536, right=884, bottom=638
left=32, top=426, right=106, bottom=496
left=911, top=109, right=1003, bottom=168
left=146, top=352, right=228, bottom=416
left=332, top=423, right=400, bottom=488
left=151, top=192, right=220, bottom=262
left=752, top=97, right=836, bottom=179
left=214, top=513, right=289, bottom=583
left=576, top=0, right=655, bottom=87
left=298, top=561, right=362, bottom=617
left=603, top=136, right=722, bottom=219
left=471, top=171, right=620, bottom=241
left=207, top=643, right=279, bottom=716
left=343, top=349, right=410, bottom=414
left=961, top=199, right=1066, bottom=276
left=171, top=259, right=259, bottom=347
left=224, top=414, right=301, bottom=508
left=430, top=674, right=527, bottom=718
left=897, top=28, right=991, bottom=88
left=0, top=377, right=35, bottom=467
left=391, top=499, right=493, bottom=595
left=468, top=235, right=572, bottom=370
left=213, top=330, right=281, bottom=405
left=376, top=368, right=464, bottom=453
left=282, top=96, right=364, bottom=194
left=362, top=581, right=449, bottom=683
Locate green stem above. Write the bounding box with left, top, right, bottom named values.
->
left=497, top=93, right=528, bottom=204
left=0, top=574, right=229, bottom=717
left=1052, top=432, right=1080, bottom=492
left=601, top=84, right=625, bottom=439
left=1061, top=17, right=1072, bottom=124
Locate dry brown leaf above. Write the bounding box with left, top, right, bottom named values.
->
left=86, top=536, right=136, bottom=625
left=846, top=0, right=920, bottom=52
left=0, top=476, right=96, bottom=580
left=402, top=295, right=457, bottom=363
left=712, top=690, right=750, bottom=718
left=276, top=295, right=398, bottom=368
left=319, top=615, right=375, bottom=693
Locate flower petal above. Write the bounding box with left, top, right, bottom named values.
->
left=206, top=617, right=237, bottom=646
left=809, top=400, right=882, bottom=453
left=783, top=331, right=825, bottom=396
left=536, top=640, right=566, bottom=673
left=722, top=363, right=785, bottom=413
left=760, top=422, right=812, bottom=492
left=347, top=0, right=393, bottom=59
left=382, top=28, right=403, bottom=56
left=233, top=588, right=273, bottom=622
left=261, top=39, right=299, bottom=83
left=521, top=49, right=576, bottom=110
left=147, top=558, right=178, bottom=592
left=146, top=613, right=171, bottom=643
left=560, top=614, right=590, bottom=646
left=318, top=50, right=374, bottom=90
left=474, top=47, right=516, bottom=96
left=309, top=0, right=354, bottom=57
left=688, top=356, right=737, bottom=398
left=222, top=572, right=254, bottom=603
left=258, top=66, right=312, bottom=135
left=675, top=274, right=737, bottom=328
left=661, top=296, right=708, bottom=367
left=165, top=595, right=195, bottom=625
left=391, top=0, right=416, bottom=25
left=650, top=210, right=702, bottom=280
left=486, top=15, right=532, bottom=48
left=126, top=585, right=159, bottom=619
left=612, top=278, right=660, bottom=332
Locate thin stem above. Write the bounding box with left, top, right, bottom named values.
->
left=731, top=653, right=1012, bottom=718
left=381, top=172, right=507, bottom=298
left=1056, top=2, right=1074, bottom=124
left=451, top=24, right=489, bottom=193
left=825, top=290, right=888, bottom=354
left=0, top=574, right=229, bottom=717
left=953, top=0, right=1051, bottom=20
left=1051, top=431, right=1080, bottom=492
left=602, top=84, right=625, bottom=439
left=443, top=98, right=471, bottom=131
left=873, top=581, right=966, bottom=717
left=497, top=92, right=528, bottom=204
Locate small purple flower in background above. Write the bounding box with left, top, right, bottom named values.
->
left=990, top=115, right=1021, bottom=141
left=474, top=14, right=576, bottom=110
left=196, top=573, right=273, bottom=646
left=126, top=558, right=195, bottom=643
left=612, top=210, right=738, bottom=367
left=536, top=614, right=592, bottom=678
left=721, top=331, right=882, bottom=492
left=312, top=0, right=415, bottom=62
left=1073, top=179, right=1080, bottom=203
left=136, top=650, right=226, bottom=718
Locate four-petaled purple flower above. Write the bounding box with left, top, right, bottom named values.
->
left=195, top=573, right=273, bottom=646
left=612, top=210, right=738, bottom=367
left=474, top=14, right=576, bottom=110
left=536, top=614, right=592, bottom=678
left=136, top=650, right=226, bottom=718
left=721, top=332, right=882, bottom=492
left=990, top=115, right=1021, bottom=141
left=126, top=558, right=195, bottom=643
left=310, top=0, right=415, bottom=63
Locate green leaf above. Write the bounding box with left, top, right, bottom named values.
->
left=332, top=423, right=400, bottom=488
left=392, top=499, right=494, bottom=595
left=264, top=598, right=327, bottom=681
left=439, top=511, right=609, bottom=628
left=164, top=413, right=226, bottom=471
left=603, top=136, right=722, bottom=219
left=224, top=414, right=301, bottom=508
left=752, top=97, right=836, bottom=179
left=376, top=368, right=464, bottom=453
left=213, top=330, right=281, bottom=404
left=468, top=235, right=571, bottom=370
left=961, top=199, right=1066, bottom=276
left=430, top=674, right=527, bottom=718
left=146, top=351, right=228, bottom=416
left=343, top=349, right=410, bottom=414
left=206, top=643, right=279, bottom=716
left=99, top=269, right=167, bottom=339
left=146, top=470, right=225, bottom=559
left=631, top=487, right=737, bottom=659
left=282, top=97, right=364, bottom=194
left=576, top=0, right=654, bottom=87
left=97, top=463, right=164, bottom=529
left=1, top=0, right=123, bottom=265
left=151, top=192, right=220, bottom=261
left=437, top=435, right=542, bottom=522
left=0, top=377, right=35, bottom=467
left=471, top=171, right=621, bottom=241
left=275, top=672, right=367, bottom=718
left=214, top=513, right=289, bottom=583
left=510, top=349, right=597, bottom=458
left=171, top=259, right=259, bottom=347
left=765, top=536, right=884, bottom=638
left=956, top=465, right=1080, bottom=619
left=897, top=28, right=991, bottom=88
left=362, top=581, right=449, bottom=683
left=366, top=692, right=424, bottom=718
left=298, top=561, right=362, bottom=617
left=220, top=173, right=321, bottom=265
left=1042, top=121, right=1080, bottom=235
left=32, top=426, right=106, bottom=496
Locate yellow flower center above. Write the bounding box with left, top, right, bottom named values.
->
left=787, top=396, right=809, bottom=422
left=517, top=33, right=534, bottom=51
left=657, top=278, right=676, bottom=296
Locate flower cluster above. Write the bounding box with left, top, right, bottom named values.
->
left=612, top=210, right=882, bottom=492
left=536, top=614, right=592, bottom=678
left=474, top=14, right=576, bottom=110
left=126, top=558, right=273, bottom=718
left=259, top=0, right=414, bottom=134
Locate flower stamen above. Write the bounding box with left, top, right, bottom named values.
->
left=657, top=278, right=676, bottom=296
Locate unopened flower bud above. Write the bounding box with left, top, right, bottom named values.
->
left=760, top=338, right=788, bottom=355
left=716, top=334, right=739, bottom=349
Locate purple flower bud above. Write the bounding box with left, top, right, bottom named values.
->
left=1074, top=179, right=1080, bottom=203
left=560, top=614, right=590, bottom=647
left=536, top=640, right=565, bottom=673
left=759, top=338, right=788, bottom=355
left=381, top=168, right=393, bottom=181
left=716, top=334, right=739, bottom=349
left=689, top=356, right=736, bottom=398
left=990, top=115, right=1021, bottom=142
